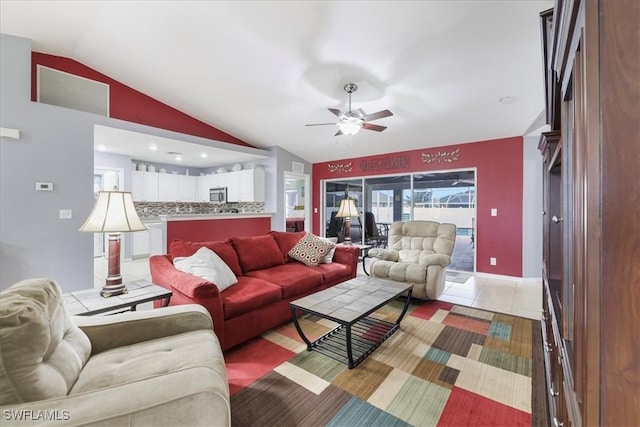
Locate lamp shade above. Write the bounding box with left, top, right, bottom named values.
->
left=335, top=198, right=359, bottom=218
left=79, top=191, right=146, bottom=233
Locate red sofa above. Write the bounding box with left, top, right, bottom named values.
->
left=149, top=231, right=360, bottom=350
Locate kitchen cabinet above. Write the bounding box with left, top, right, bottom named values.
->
left=158, top=173, right=178, bottom=201
left=226, top=168, right=265, bottom=202
left=197, top=169, right=264, bottom=202
left=131, top=171, right=159, bottom=201
left=131, top=229, right=150, bottom=258
left=148, top=223, right=163, bottom=255
left=177, top=175, right=196, bottom=201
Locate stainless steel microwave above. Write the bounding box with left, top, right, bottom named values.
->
left=209, top=187, right=227, bottom=204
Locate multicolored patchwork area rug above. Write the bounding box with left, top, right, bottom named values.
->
left=226, top=299, right=546, bottom=426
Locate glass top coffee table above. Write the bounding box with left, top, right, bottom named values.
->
left=290, top=276, right=412, bottom=369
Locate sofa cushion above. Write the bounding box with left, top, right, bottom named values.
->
left=246, top=263, right=324, bottom=298
left=288, top=233, right=336, bottom=267
left=173, top=247, right=238, bottom=292
left=231, top=235, right=285, bottom=273
left=220, top=276, right=282, bottom=319
left=170, top=239, right=243, bottom=277
left=320, top=237, right=339, bottom=263
left=0, top=278, right=91, bottom=405
left=315, top=262, right=352, bottom=283
left=270, top=230, right=305, bottom=262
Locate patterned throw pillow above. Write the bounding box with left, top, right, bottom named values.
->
left=288, top=233, right=336, bottom=267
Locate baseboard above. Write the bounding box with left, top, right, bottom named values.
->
left=474, top=272, right=542, bottom=283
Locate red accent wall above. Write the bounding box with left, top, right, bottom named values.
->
left=31, top=52, right=253, bottom=147
left=166, top=217, right=272, bottom=251
left=312, top=136, right=524, bottom=277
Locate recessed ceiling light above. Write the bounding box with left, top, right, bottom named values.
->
left=97, top=144, right=107, bottom=151
left=149, top=144, right=158, bottom=151
left=200, top=153, right=208, bottom=158
left=175, top=155, right=182, bottom=161
left=499, top=96, right=515, bottom=105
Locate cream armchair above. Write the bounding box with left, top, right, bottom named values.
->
left=366, top=220, right=456, bottom=299
left=0, top=278, right=230, bottom=427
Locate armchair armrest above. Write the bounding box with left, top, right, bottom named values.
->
left=419, top=253, right=452, bottom=267
left=0, top=367, right=230, bottom=427
left=73, top=304, right=212, bottom=355
left=368, top=248, right=399, bottom=262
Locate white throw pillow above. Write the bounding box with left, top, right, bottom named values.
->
left=173, top=247, right=238, bottom=291
left=320, top=237, right=339, bottom=264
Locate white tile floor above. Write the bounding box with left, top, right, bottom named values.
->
left=96, top=257, right=542, bottom=320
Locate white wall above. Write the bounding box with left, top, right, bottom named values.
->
left=522, top=134, right=543, bottom=278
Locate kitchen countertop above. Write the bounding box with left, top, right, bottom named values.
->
left=155, top=212, right=274, bottom=221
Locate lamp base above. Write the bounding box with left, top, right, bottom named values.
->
left=100, top=282, right=128, bottom=298
left=342, top=238, right=353, bottom=245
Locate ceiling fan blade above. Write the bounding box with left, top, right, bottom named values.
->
left=328, top=108, right=346, bottom=119
left=305, top=123, right=337, bottom=127
left=362, top=109, right=393, bottom=122
left=334, top=129, right=344, bottom=136
left=362, top=123, right=387, bottom=132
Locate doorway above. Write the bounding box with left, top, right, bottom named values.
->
left=93, top=166, right=124, bottom=257
left=284, top=172, right=310, bottom=232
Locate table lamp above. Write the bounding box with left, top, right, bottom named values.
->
left=335, top=198, right=359, bottom=245
left=79, top=191, right=147, bottom=297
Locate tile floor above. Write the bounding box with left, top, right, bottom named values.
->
left=95, top=257, right=542, bottom=321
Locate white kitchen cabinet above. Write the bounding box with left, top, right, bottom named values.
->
left=227, top=168, right=265, bottom=202
left=158, top=173, right=178, bottom=201
left=132, top=171, right=159, bottom=201
left=148, top=223, right=164, bottom=255
left=177, top=175, right=196, bottom=201
left=131, top=229, right=150, bottom=258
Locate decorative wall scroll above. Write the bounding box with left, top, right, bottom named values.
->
left=327, top=162, right=353, bottom=173
left=421, top=148, right=460, bottom=163
left=359, top=155, right=410, bottom=172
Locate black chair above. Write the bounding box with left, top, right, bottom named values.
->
left=364, top=212, right=388, bottom=248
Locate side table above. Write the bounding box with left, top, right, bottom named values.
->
left=338, top=243, right=372, bottom=272
left=64, top=280, right=172, bottom=316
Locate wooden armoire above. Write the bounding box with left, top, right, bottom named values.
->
left=538, top=1, right=639, bottom=426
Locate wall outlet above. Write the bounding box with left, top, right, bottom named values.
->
left=490, top=257, right=497, bottom=266
left=491, top=208, right=498, bottom=216
left=59, top=209, right=72, bottom=219
left=175, top=206, right=180, bottom=213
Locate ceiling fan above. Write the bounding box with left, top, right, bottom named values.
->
left=305, top=83, right=393, bottom=136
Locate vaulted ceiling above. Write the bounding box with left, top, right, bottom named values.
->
left=0, top=0, right=553, bottom=164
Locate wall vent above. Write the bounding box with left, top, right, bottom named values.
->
left=37, top=65, right=109, bottom=117
left=292, top=162, right=304, bottom=174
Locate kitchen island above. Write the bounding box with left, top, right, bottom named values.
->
left=151, top=213, right=275, bottom=254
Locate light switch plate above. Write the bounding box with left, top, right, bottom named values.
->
left=59, top=209, right=72, bottom=219
left=491, top=208, right=497, bottom=216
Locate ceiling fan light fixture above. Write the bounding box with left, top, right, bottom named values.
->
left=339, top=121, right=362, bottom=135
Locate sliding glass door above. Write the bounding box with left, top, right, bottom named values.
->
left=322, top=169, right=476, bottom=271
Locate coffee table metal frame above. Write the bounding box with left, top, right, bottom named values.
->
left=290, top=278, right=412, bottom=369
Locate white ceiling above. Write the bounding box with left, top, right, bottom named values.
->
left=1, top=0, right=553, bottom=166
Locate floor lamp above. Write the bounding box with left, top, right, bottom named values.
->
left=335, top=198, right=359, bottom=245
left=79, top=191, right=147, bottom=297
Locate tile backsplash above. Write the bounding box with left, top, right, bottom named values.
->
left=135, top=201, right=265, bottom=218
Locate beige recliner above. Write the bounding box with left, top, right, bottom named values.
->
left=366, top=220, right=456, bottom=299
left=0, top=278, right=230, bottom=427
